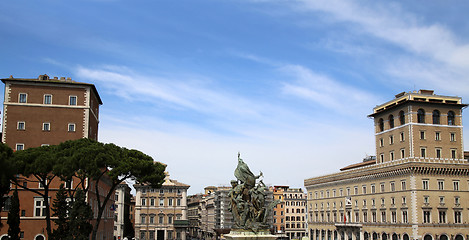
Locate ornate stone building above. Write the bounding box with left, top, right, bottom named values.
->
left=305, top=90, right=468, bottom=240
left=134, top=174, right=190, bottom=240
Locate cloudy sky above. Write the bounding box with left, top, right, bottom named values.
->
left=1, top=0, right=469, bottom=194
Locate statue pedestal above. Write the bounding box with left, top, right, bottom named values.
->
left=225, top=230, right=277, bottom=240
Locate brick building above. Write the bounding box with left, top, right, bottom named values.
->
left=0, top=75, right=114, bottom=239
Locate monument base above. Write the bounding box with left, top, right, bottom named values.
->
left=225, top=230, right=277, bottom=240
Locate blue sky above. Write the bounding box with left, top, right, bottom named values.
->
left=2, top=0, right=469, bottom=194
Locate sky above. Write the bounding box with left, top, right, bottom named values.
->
left=1, top=0, right=469, bottom=195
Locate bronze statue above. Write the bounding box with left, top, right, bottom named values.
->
left=229, top=153, right=279, bottom=233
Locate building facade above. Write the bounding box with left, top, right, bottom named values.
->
left=0, top=75, right=115, bottom=240
left=305, top=90, right=468, bottom=240
left=273, top=186, right=307, bottom=240
left=134, top=174, right=190, bottom=240
left=114, top=183, right=133, bottom=239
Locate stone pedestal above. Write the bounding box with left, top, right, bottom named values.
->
left=225, top=230, right=278, bottom=240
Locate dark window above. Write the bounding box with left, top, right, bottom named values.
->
left=399, top=111, right=405, bottom=125
left=432, top=110, right=440, bottom=124
left=417, top=109, right=425, bottom=123
left=448, top=111, right=455, bottom=125
left=389, top=115, right=394, bottom=128
left=379, top=118, right=384, bottom=132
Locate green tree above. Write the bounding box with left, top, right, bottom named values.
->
left=7, top=189, right=20, bottom=240
left=50, top=184, right=70, bottom=240
left=55, top=138, right=166, bottom=240
left=11, top=145, right=58, bottom=237
left=68, top=188, right=92, bottom=240
left=0, top=143, right=14, bottom=227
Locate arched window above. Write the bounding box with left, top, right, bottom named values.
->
left=379, top=118, right=384, bottom=132
left=417, top=109, right=425, bottom=123
left=373, top=233, right=378, bottom=240
left=392, top=234, right=398, bottom=240
left=403, top=234, right=410, bottom=240
left=389, top=115, right=394, bottom=128
left=440, top=235, right=448, bottom=240
left=448, top=111, right=455, bottom=125
left=432, top=110, right=440, bottom=124
left=454, top=235, right=463, bottom=240
left=399, top=111, right=405, bottom=125
left=424, top=234, right=433, bottom=240
left=382, top=233, right=388, bottom=240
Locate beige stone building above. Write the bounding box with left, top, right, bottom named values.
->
left=134, top=174, right=190, bottom=240
left=305, top=90, right=468, bottom=240
left=114, top=183, right=132, bottom=239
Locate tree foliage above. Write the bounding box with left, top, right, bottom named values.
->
left=55, top=138, right=166, bottom=240
left=7, top=189, right=20, bottom=240
left=68, top=188, right=93, bottom=240
left=51, top=185, right=69, bottom=239
left=10, top=138, right=165, bottom=240
left=0, top=142, right=14, bottom=227
left=10, top=145, right=58, bottom=237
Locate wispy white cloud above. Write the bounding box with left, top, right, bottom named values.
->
left=279, top=64, right=378, bottom=116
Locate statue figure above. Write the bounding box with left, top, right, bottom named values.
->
left=229, top=153, right=279, bottom=233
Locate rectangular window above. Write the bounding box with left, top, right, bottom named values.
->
left=421, top=148, right=426, bottom=158
left=69, top=96, right=77, bottom=105
left=380, top=183, right=385, bottom=192
left=436, top=148, right=442, bottom=158
left=141, top=215, right=146, bottom=224
left=390, top=182, right=395, bottom=192
left=402, top=210, right=408, bottom=223
left=438, top=180, right=444, bottom=190
left=454, top=211, right=462, bottom=223
left=159, top=199, right=164, bottom=206
left=455, top=196, right=460, bottom=205
left=43, top=122, right=50, bottom=131
left=34, top=197, right=47, bottom=217
left=141, top=198, right=146, bottom=206
left=19, top=93, right=27, bottom=103
left=423, top=196, right=429, bottom=204
left=150, top=198, right=155, bottom=206
left=402, top=197, right=406, bottom=204
left=362, top=186, right=366, bottom=194
left=400, top=148, right=405, bottom=159
left=354, top=186, right=358, bottom=195
left=453, top=181, right=459, bottom=191
left=400, top=132, right=405, bottom=141
left=380, top=154, right=384, bottom=163
left=371, top=184, right=375, bottom=193
left=401, top=181, right=406, bottom=190
left=439, top=211, right=446, bottom=223
left=390, top=151, right=394, bottom=161
left=435, top=132, right=441, bottom=140
left=150, top=215, right=154, bottom=224
left=16, top=144, right=24, bottom=151
left=420, top=131, right=425, bottom=140
left=67, top=123, right=75, bottom=132
left=44, top=94, right=52, bottom=104
left=168, top=198, right=173, bottom=206
left=381, top=211, right=386, bottom=222
left=379, top=138, right=383, bottom=147
left=450, top=133, right=456, bottom=142
left=389, top=135, right=394, bottom=145
left=423, top=180, right=429, bottom=190
left=423, top=211, right=431, bottom=223
left=439, top=196, right=444, bottom=204
left=17, top=121, right=25, bottom=130
left=391, top=211, right=397, bottom=223
left=363, top=212, right=367, bottom=222
left=159, top=216, right=163, bottom=224
left=451, top=149, right=457, bottom=159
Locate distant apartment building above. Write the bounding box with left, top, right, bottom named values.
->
left=273, top=186, right=307, bottom=240
left=188, top=185, right=275, bottom=240
left=134, top=173, right=190, bottom=240
left=114, top=183, right=132, bottom=239
left=305, top=90, right=469, bottom=240
left=0, top=75, right=114, bottom=240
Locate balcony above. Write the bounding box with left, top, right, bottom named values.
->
left=174, top=220, right=190, bottom=228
